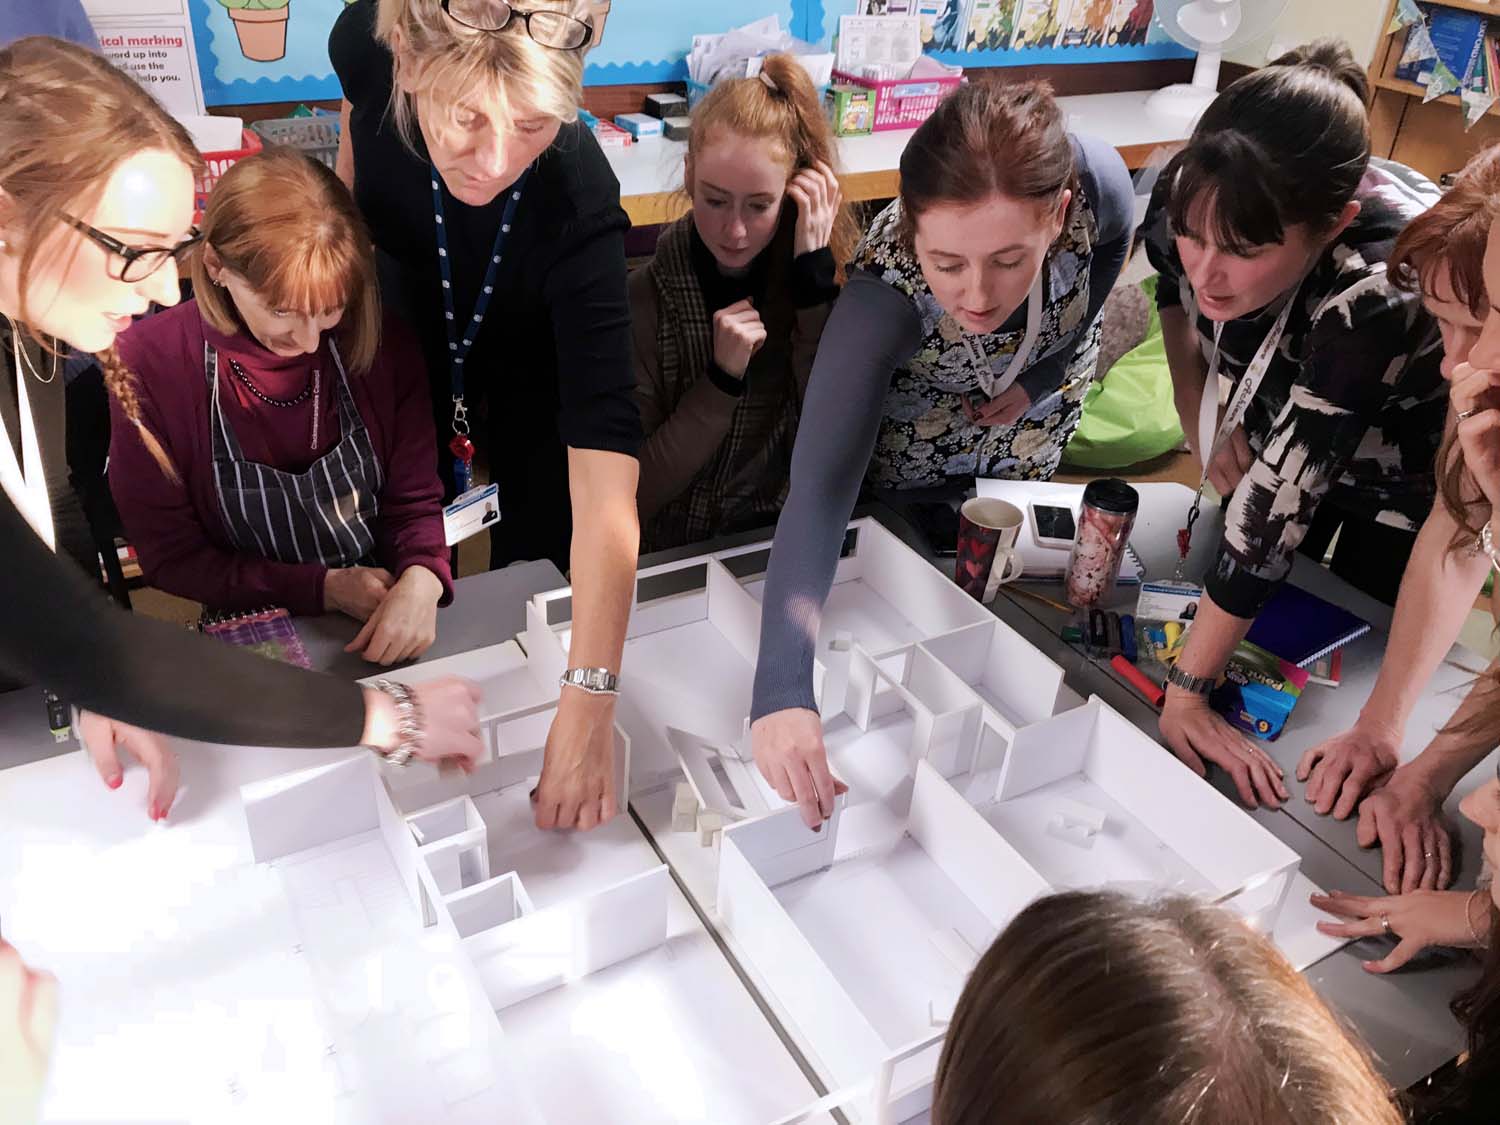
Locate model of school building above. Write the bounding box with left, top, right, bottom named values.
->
left=238, top=518, right=1317, bottom=1124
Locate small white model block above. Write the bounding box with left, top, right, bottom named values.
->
left=672, top=782, right=700, bottom=832
left=698, top=811, right=725, bottom=848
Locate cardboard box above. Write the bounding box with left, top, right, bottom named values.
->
left=644, top=91, right=688, bottom=119
left=614, top=112, right=663, bottom=138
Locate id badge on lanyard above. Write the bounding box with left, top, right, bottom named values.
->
left=431, top=163, right=531, bottom=495
left=1173, top=287, right=1300, bottom=580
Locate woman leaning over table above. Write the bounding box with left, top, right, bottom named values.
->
left=331, top=0, right=640, bottom=832
left=0, top=37, right=481, bottom=1123
left=747, top=77, right=1134, bottom=829
left=1140, top=42, right=1444, bottom=810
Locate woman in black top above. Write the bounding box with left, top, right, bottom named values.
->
left=0, top=38, right=483, bottom=1109
left=0, top=38, right=483, bottom=808
left=331, top=0, right=641, bottom=833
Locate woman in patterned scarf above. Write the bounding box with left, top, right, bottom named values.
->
left=1141, top=40, right=1444, bottom=811
left=631, top=53, right=857, bottom=552
left=746, top=79, right=1135, bottom=829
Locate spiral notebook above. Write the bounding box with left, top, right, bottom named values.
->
left=1244, top=584, right=1370, bottom=669
left=197, top=607, right=312, bottom=669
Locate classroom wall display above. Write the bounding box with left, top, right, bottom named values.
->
left=184, top=0, right=1188, bottom=107
left=83, top=0, right=207, bottom=116
left=823, top=0, right=1193, bottom=66
left=187, top=0, right=344, bottom=105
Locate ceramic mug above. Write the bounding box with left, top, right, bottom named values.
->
left=955, top=497, right=1025, bottom=601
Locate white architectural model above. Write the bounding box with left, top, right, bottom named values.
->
left=240, top=519, right=1326, bottom=1124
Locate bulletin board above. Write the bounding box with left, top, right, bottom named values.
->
left=186, top=0, right=1190, bottom=108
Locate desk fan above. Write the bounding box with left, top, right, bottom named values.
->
left=1147, top=0, right=1291, bottom=125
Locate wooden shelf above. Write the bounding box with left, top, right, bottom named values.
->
left=1372, top=74, right=1500, bottom=119
left=1409, top=0, right=1500, bottom=14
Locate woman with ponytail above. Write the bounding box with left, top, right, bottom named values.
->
left=748, top=77, right=1135, bottom=829
left=632, top=54, right=856, bottom=551
left=0, top=38, right=482, bottom=809
left=1140, top=40, right=1447, bottom=812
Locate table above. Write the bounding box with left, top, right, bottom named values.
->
left=0, top=498, right=1480, bottom=1109
left=612, top=88, right=1192, bottom=226
left=949, top=482, right=1484, bottom=1085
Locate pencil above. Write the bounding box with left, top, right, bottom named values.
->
left=1005, top=585, right=1074, bottom=614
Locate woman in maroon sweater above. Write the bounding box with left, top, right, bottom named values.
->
left=111, top=148, right=451, bottom=665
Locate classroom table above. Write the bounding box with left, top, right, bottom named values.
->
left=0, top=494, right=1479, bottom=1108
left=611, top=88, right=1192, bottom=226
left=925, top=481, right=1486, bottom=1088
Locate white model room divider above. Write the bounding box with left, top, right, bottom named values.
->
left=225, top=518, right=1341, bottom=1122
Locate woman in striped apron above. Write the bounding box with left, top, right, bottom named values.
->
left=111, top=148, right=454, bottom=666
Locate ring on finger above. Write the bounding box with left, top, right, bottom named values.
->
left=1458, top=407, right=1480, bottom=421
left=1380, top=913, right=1392, bottom=936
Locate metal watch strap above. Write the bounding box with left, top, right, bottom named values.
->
left=370, top=678, right=422, bottom=766
left=559, top=667, right=620, bottom=696
left=1165, top=664, right=1216, bottom=696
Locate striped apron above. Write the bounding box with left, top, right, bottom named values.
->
left=206, top=340, right=382, bottom=567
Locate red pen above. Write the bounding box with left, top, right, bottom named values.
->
left=1111, top=654, right=1166, bottom=709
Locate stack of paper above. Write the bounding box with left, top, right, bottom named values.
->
left=687, top=16, right=834, bottom=90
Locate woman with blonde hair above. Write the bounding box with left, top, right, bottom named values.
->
left=632, top=53, right=857, bottom=551
left=933, top=891, right=1403, bottom=1125
left=331, top=0, right=641, bottom=833
left=111, top=147, right=452, bottom=667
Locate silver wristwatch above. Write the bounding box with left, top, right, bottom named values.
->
left=1165, top=664, right=1217, bottom=696
left=559, top=667, right=620, bottom=696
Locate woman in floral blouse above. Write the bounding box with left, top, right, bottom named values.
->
left=744, top=80, right=1133, bottom=830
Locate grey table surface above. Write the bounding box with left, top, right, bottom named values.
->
left=0, top=504, right=1481, bottom=1091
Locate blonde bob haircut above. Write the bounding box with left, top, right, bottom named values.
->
left=192, top=147, right=381, bottom=374
left=376, top=0, right=583, bottom=153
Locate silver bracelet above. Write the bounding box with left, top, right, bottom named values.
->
left=1467, top=886, right=1491, bottom=948
left=1480, top=521, right=1500, bottom=573
left=370, top=678, right=422, bottom=767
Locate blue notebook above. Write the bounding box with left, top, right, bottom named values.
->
left=1245, top=584, right=1370, bottom=669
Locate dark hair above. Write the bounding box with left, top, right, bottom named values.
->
left=897, top=79, right=1078, bottom=245
left=687, top=53, right=859, bottom=278
left=1433, top=903, right=1500, bottom=1116
left=1164, top=39, right=1371, bottom=255
left=932, top=891, right=1402, bottom=1125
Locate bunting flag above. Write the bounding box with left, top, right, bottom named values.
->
left=1425, top=54, right=1462, bottom=100
left=1399, top=16, right=1439, bottom=70
left=1388, top=0, right=1426, bottom=35
left=1461, top=23, right=1497, bottom=128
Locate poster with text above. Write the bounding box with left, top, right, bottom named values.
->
left=84, top=0, right=206, bottom=117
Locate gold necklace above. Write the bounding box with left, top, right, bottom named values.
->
left=2, top=313, right=58, bottom=386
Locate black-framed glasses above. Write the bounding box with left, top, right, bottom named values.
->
left=440, top=0, right=593, bottom=50
left=63, top=215, right=202, bottom=283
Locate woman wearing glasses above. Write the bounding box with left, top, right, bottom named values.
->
left=110, top=148, right=452, bottom=667
left=0, top=39, right=483, bottom=808
left=0, top=37, right=483, bottom=1119
left=330, top=0, right=640, bottom=833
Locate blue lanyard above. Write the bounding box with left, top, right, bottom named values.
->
left=430, top=163, right=530, bottom=434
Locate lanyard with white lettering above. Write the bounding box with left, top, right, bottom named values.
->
left=1174, top=286, right=1300, bottom=580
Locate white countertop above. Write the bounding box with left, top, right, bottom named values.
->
left=608, top=88, right=1191, bottom=203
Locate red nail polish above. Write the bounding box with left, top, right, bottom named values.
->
left=107, top=774, right=122, bottom=790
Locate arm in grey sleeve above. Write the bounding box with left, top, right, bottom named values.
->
left=750, top=273, right=923, bottom=719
